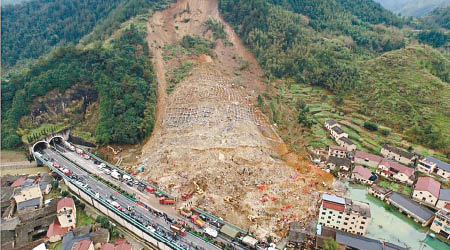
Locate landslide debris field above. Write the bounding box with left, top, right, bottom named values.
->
left=136, top=0, right=332, bottom=239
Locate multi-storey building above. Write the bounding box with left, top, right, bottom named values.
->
left=430, top=210, right=450, bottom=240
left=417, top=156, right=450, bottom=180
left=380, top=144, right=416, bottom=166
left=318, top=194, right=371, bottom=236
left=328, top=145, right=348, bottom=159
left=377, top=158, right=415, bottom=185
left=412, top=177, right=440, bottom=207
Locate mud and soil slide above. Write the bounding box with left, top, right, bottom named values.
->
left=138, top=0, right=333, bottom=240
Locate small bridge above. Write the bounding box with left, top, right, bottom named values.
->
left=29, top=128, right=71, bottom=156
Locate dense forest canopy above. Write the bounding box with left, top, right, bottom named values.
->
left=1, top=0, right=126, bottom=69
left=373, top=0, right=450, bottom=17
left=423, top=5, right=450, bottom=29
left=1, top=25, right=156, bottom=148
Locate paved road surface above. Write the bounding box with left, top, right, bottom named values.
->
left=43, top=148, right=221, bottom=250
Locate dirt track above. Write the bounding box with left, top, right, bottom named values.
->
left=136, top=0, right=333, bottom=240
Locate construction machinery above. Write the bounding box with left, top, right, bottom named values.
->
left=107, top=146, right=120, bottom=155
left=223, top=196, right=235, bottom=203
left=182, top=189, right=195, bottom=200
left=193, top=181, right=204, bottom=195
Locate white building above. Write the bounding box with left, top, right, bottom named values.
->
left=337, top=137, right=357, bottom=152
left=412, top=177, right=440, bottom=207
left=417, top=156, right=450, bottom=180
left=352, top=165, right=374, bottom=185
left=318, top=194, right=371, bottom=236
left=430, top=210, right=450, bottom=240
left=330, top=126, right=348, bottom=141
left=57, top=197, right=76, bottom=229
left=324, top=120, right=339, bottom=131
left=354, top=151, right=383, bottom=168
left=328, top=145, right=348, bottom=158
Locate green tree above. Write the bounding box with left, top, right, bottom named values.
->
left=324, top=238, right=338, bottom=250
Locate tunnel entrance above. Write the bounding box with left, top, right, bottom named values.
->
left=32, top=141, right=48, bottom=153
left=49, top=136, right=64, bottom=147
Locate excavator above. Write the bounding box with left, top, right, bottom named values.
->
left=182, top=181, right=204, bottom=200
left=107, top=146, right=122, bottom=155
left=193, top=181, right=204, bottom=195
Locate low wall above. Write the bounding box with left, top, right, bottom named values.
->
left=0, top=161, right=37, bottom=170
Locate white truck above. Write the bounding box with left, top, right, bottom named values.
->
left=123, top=174, right=132, bottom=181
left=205, top=227, right=218, bottom=238
left=242, top=236, right=258, bottom=248
left=103, top=169, right=111, bottom=175
left=111, top=171, right=121, bottom=180
left=64, top=141, right=75, bottom=151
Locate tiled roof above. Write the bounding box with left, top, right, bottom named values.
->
left=57, top=197, right=75, bottom=211
left=382, top=144, right=414, bottom=159
left=73, top=239, right=92, bottom=250
left=439, top=189, right=450, bottom=201
left=384, top=242, right=408, bottom=250
left=323, top=201, right=345, bottom=212
left=46, top=221, right=69, bottom=238
left=100, top=243, right=115, bottom=250
left=355, top=151, right=383, bottom=163
left=414, top=177, right=440, bottom=198
left=332, top=126, right=345, bottom=134
left=325, top=120, right=338, bottom=126
left=115, top=242, right=132, bottom=250
left=336, top=232, right=382, bottom=250
left=388, top=192, right=434, bottom=221
left=10, top=177, right=26, bottom=187
left=352, top=165, right=372, bottom=180
left=380, top=159, right=414, bottom=177
left=328, top=156, right=351, bottom=167
left=425, top=156, right=450, bottom=172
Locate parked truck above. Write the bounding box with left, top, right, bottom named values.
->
left=170, top=224, right=186, bottom=236
left=159, top=197, right=175, bottom=205
left=190, top=215, right=205, bottom=228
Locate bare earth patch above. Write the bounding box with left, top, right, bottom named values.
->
left=135, top=0, right=332, bottom=240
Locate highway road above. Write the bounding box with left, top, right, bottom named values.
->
left=51, top=144, right=251, bottom=250
left=42, top=148, right=221, bottom=250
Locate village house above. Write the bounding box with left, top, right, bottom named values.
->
left=286, top=222, right=316, bottom=249
left=352, top=165, right=374, bottom=185
left=57, top=197, right=76, bottom=229
left=380, top=144, right=416, bottom=166
left=377, top=159, right=415, bottom=185
left=327, top=156, right=352, bottom=172
left=412, top=177, right=440, bottom=207
left=337, top=137, right=357, bottom=152
left=368, top=184, right=392, bottom=201
left=330, top=126, right=348, bottom=141
left=387, top=192, right=435, bottom=226
left=46, top=220, right=69, bottom=243
left=328, top=145, right=348, bottom=158
left=324, top=119, right=339, bottom=131
left=430, top=210, right=450, bottom=240
left=354, top=151, right=383, bottom=168
left=436, top=189, right=450, bottom=212
left=417, top=156, right=450, bottom=180
left=13, top=185, right=43, bottom=211
left=318, top=194, right=371, bottom=236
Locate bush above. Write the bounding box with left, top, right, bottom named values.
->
left=380, top=127, right=391, bottom=136
left=364, top=121, right=379, bottom=131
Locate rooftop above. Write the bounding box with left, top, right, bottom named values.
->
left=13, top=185, right=42, bottom=203
left=10, top=177, right=26, bottom=188
left=336, top=232, right=382, bottom=250
left=57, top=197, right=75, bottom=211
left=425, top=156, right=450, bottom=172
left=322, top=194, right=345, bottom=205
left=380, top=159, right=415, bottom=177
left=332, top=126, right=345, bottom=134
left=355, top=151, right=383, bottom=163
left=73, top=239, right=92, bottom=250
left=383, top=242, right=408, bottom=250
left=414, top=177, right=440, bottom=198
left=388, top=192, right=434, bottom=221
left=382, top=144, right=414, bottom=160
left=436, top=209, right=450, bottom=220
left=352, top=165, right=373, bottom=180
left=100, top=243, right=115, bottom=250
left=347, top=199, right=371, bottom=218
left=328, top=156, right=351, bottom=167
left=439, top=189, right=450, bottom=201
left=369, top=184, right=391, bottom=195
left=46, top=220, right=69, bottom=238
left=325, top=119, right=338, bottom=126
left=330, top=145, right=347, bottom=151
left=339, top=137, right=355, bottom=145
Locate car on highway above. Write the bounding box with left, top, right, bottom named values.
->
left=126, top=181, right=133, bottom=187
left=146, top=225, right=156, bottom=233
left=103, top=169, right=111, bottom=175
left=110, top=194, right=117, bottom=201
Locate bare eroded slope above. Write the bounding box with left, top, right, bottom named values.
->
left=136, top=0, right=332, bottom=239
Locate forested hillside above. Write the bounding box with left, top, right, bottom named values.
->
left=1, top=0, right=126, bottom=69
left=219, top=0, right=450, bottom=153
left=374, top=0, right=450, bottom=16
left=423, top=5, right=450, bottom=29
left=1, top=0, right=173, bottom=149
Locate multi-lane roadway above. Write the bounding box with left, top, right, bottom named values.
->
left=41, top=144, right=252, bottom=250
